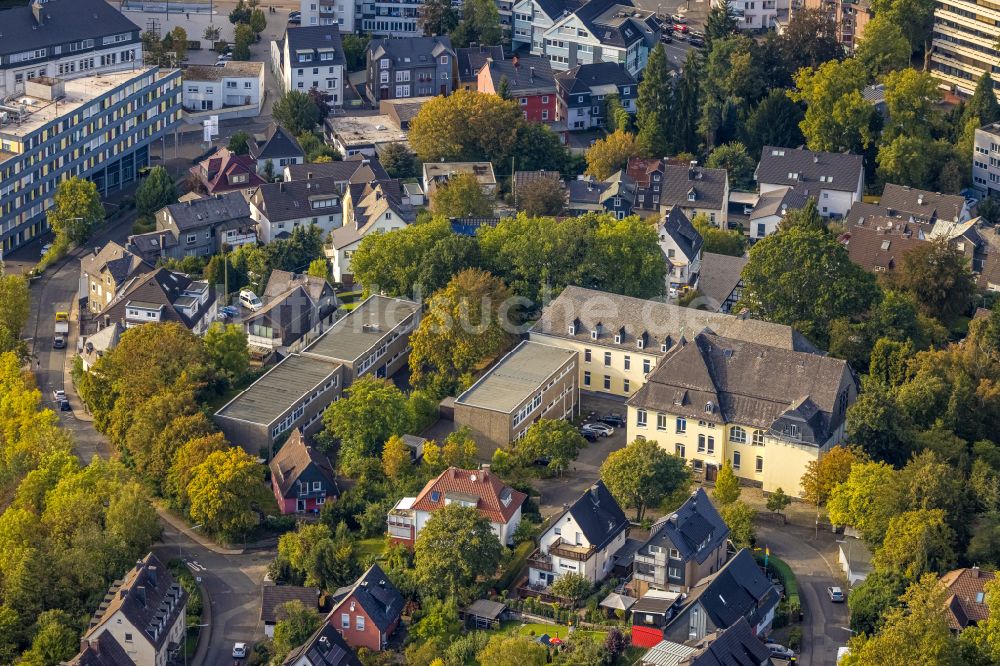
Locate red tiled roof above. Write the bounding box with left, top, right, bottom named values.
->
left=191, top=148, right=266, bottom=194
left=411, top=467, right=526, bottom=524
left=940, top=568, right=995, bottom=630
left=625, top=157, right=662, bottom=188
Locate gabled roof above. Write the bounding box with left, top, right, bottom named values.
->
left=81, top=322, right=124, bottom=368
left=573, top=0, right=660, bottom=48
left=285, top=24, right=345, bottom=65
left=162, top=191, right=251, bottom=230
left=940, top=567, right=995, bottom=630
left=562, top=481, right=629, bottom=551
left=331, top=564, right=404, bottom=632
left=252, top=177, right=342, bottom=223
left=641, top=488, right=729, bottom=565
left=367, top=35, right=455, bottom=63
left=457, top=45, right=505, bottom=82
left=0, top=0, right=141, bottom=58
left=98, top=268, right=215, bottom=331
left=80, top=240, right=150, bottom=285
left=567, top=171, right=636, bottom=207
left=879, top=184, right=967, bottom=224
left=251, top=124, right=305, bottom=162
left=749, top=186, right=809, bottom=221
left=269, top=430, right=338, bottom=499
left=756, top=146, right=863, bottom=193
left=410, top=467, right=526, bottom=524
left=191, top=148, right=267, bottom=194
left=282, top=622, right=362, bottom=666
left=482, top=55, right=556, bottom=95
left=659, top=163, right=728, bottom=211
left=843, top=216, right=931, bottom=273
left=679, top=617, right=774, bottom=666
left=675, top=549, right=778, bottom=633
left=261, top=585, right=321, bottom=624
left=554, top=62, right=636, bottom=95
left=696, top=253, right=748, bottom=309
left=285, top=156, right=390, bottom=184
left=330, top=180, right=415, bottom=249
left=68, top=632, right=135, bottom=666
left=264, top=269, right=336, bottom=305
left=660, top=207, right=703, bottom=262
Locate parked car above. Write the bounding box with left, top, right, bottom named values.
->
left=59, top=399, right=71, bottom=411
left=671, top=13, right=687, bottom=23
left=688, top=35, right=705, bottom=48
left=828, top=586, right=846, bottom=602
left=599, top=414, right=626, bottom=428
left=40, top=242, right=52, bottom=257
left=766, top=643, right=795, bottom=660
left=52, top=389, right=66, bottom=402
left=582, top=422, right=614, bottom=437
left=217, top=53, right=232, bottom=63
left=239, top=290, right=263, bottom=312
left=660, top=32, right=673, bottom=43
left=232, top=642, right=248, bottom=659
left=221, top=305, right=240, bottom=317
left=673, top=23, right=688, bottom=33
left=579, top=428, right=598, bottom=442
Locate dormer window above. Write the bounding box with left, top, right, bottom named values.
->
left=592, top=322, right=602, bottom=339
left=687, top=188, right=696, bottom=202
left=568, top=323, right=576, bottom=334
left=591, top=329, right=599, bottom=340
left=637, top=336, right=645, bottom=350
left=661, top=342, right=668, bottom=353
left=704, top=401, right=715, bottom=414
left=614, top=334, right=621, bottom=344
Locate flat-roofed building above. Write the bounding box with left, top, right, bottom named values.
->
left=213, top=353, right=344, bottom=456
left=301, top=294, right=421, bottom=385
left=454, top=340, right=578, bottom=452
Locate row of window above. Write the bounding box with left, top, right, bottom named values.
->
left=583, top=348, right=653, bottom=374
left=582, top=371, right=629, bottom=392
left=635, top=412, right=768, bottom=446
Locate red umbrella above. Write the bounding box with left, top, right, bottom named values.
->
left=549, top=637, right=564, bottom=645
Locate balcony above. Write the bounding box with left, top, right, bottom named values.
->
left=527, top=549, right=554, bottom=572
left=297, top=488, right=328, bottom=500
left=549, top=538, right=597, bottom=562
left=387, top=516, right=414, bottom=540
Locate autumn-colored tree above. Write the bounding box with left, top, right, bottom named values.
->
left=204, top=321, right=250, bottom=383
left=48, top=176, right=104, bottom=244
left=712, top=460, right=741, bottom=506
left=584, top=130, right=642, bottom=180
left=165, top=433, right=229, bottom=511
left=422, top=427, right=479, bottom=472
left=408, top=90, right=524, bottom=165
left=429, top=173, right=495, bottom=218
left=873, top=509, right=956, bottom=578
left=382, top=435, right=410, bottom=480
left=0, top=275, right=29, bottom=358
left=801, top=445, right=860, bottom=507
left=515, top=175, right=566, bottom=216
left=187, top=447, right=271, bottom=539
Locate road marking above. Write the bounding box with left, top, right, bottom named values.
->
left=187, top=561, right=207, bottom=572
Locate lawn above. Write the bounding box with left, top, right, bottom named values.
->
left=500, top=621, right=607, bottom=642
left=356, top=537, right=387, bottom=558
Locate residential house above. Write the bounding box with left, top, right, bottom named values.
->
left=528, top=285, right=817, bottom=399
left=249, top=177, right=342, bottom=243
left=974, top=123, right=1000, bottom=196
left=838, top=537, right=873, bottom=586
left=270, top=429, right=339, bottom=515
left=95, top=268, right=217, bottom=335
left=628, top=159, right=730, bottom=227
left=631, top=488, right=730, bottom=596
left=284, top=156, right=390, bottom=185
left=423, top=162, right=498, bottom=198
left=328, top=181, right=416, bottom=285
left=365, top=36, right=456, bottom=103
left=68, top=631, right=135, bottom=666
left=262, top=584, right=322, bottom=637
left=283, top=623, right=362, bottom=666
left=641, top=618, right=773, bottom=665
left=181, top=61, right=265, bottom=117
left=660, top=549, right=779, bottom=643
left=457, top=45, right=506, bottom=90
left=566, top=172, right=636, bottom=218
left=79, top=241, right=151, bottom=314
left=330, top=564, right=404, bottom=652
left=716, top=0, right=788, bottom=31
left=278, top=25, right=345, bottom=104
left=554, top=62, right=638, bottom=130
left=379, top=97, right=434, bottom=130
left=249, top=124, right=306, bottom=176
left=879, top=184, right=972, bottom=223
left=80, top=323, right=124, bottom=372
left=804, top=0, right=872, bottom=51
left=528, top=481, right=630, bottom=587
left=128, top=192, right=255, bottom=263
left=626, top=332, right=856, bottom=495
left=300, top=0, right=357, bottom=33
left=388, top=467, right=527, bottom=546
left=842, top=214, right=932, bottom=274
left=747, top=186, right=809, bottom=241
left=478, top=54, right=558, bottom=122
left=941, top=567, right=996, bottom=631
left=630, top=590, right=683, bottom=647
left=658, top=208, right=703, bottom=289
left=323, top=115, right=409, bottom=157
left=454, top=340, right=579, bottom=452
left=515, top=170, right=566, bottom=210
left=82, top=553, right=187, bottom=666
left=755, top=146, right=864, bottom=218
left=246, top=269, right=340, bottom=357
left=695, top=253, right=749, bottom=314
left=188, top=147, right=267, bottom=195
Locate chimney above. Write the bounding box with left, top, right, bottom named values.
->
left=512, top=54, right=520, bottom=69
left=813, top=155, right=819, bottom=163
left=307, top=171, right=314, bottom=179
left=589, top=484, right=600, bottom=503
left=530, top=66, right=535, bottom=82
left=147, top=565, right=158, bottom=588
left=279, top=182, right=285, bottom=192
left=917, top=194, right=924, bottom=205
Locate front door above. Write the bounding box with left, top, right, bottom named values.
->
left=296, top=499, right=306, bottom=512
left=705, top=464, right=718, bottom=483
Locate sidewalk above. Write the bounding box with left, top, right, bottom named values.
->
left=64, top=297, right=94, bottom=422
left=156, top=504, right=245, bottom=556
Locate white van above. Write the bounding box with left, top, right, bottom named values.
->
left=239, top=290, right=263, bottom=311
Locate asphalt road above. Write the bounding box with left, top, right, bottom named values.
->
left=757, top=522, right=851, bottom=666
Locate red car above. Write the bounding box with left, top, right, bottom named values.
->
left=673, top=23, right=689, bottom=33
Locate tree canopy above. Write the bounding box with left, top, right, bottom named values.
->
left=600, top=439, right=689, bottom=521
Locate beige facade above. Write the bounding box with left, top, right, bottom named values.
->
left=529, top=331, right=660, bottom=399
left=930, top=0, right=1000, bottom=99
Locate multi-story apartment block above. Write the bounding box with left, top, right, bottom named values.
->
left=528, top=286, right=818, bottom=400
left=0, top=0, right=143, bottom=99
left=249, top=177, right=343, bottom=243
left=930, top=0, right=997, bottom=97
left=802, top=0, right=871, bottom=51
left=79, top=241, right=151, bottom=314
left=0, top=67, right=180, bottom=255
left=477, top=55, right=557, bottom=122
left=180, top=62, right=265, bottom=117
left=717, top=0, right=788, bottom=32
left=512, top=0, right=660, bottom=76
left=554, top=61, right=637, bottom=130
left=974, top=122, right=1000, bottom=196
left=277, top=25, right=345, bottom=105
left=365, top=37, right=457, bottom=103
left=626, top=332, right=856, bottom=496
left=129, top=192, right=255, bottom=263
left=301, top=0, right=357, bottom=32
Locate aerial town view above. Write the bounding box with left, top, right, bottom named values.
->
left=0, top=0, right=998, bottom=663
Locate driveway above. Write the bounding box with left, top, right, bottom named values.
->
left=757, top=522, right=851, bottom=666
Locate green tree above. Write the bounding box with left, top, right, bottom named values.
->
left=0, top=275, right=29, bottom=357
left=227, top=131, right=252, bottom=155
left=321, top=377, right=411, bottom=475
left=516, top=175, right=566, bottom=216
left=742, top=89, right=805, bottom=157
left=379, top=142, right=417, bottom=179
left=203, top=321, right=249, bottom=383
left=828, top=461, right=906, bottom=546
left=855, top=13, right=911, bottom=78
left=719, top=500, right=756, bottom=548
left=882, top=69, right=942, bottom=141
left=692, top=213, right=746, bottom=257
left=550, top=572, right=592, bottom=605
left=589, top=215, right=668, bottom=299
left=635, top=44, right=672, bottom=157
left=169, top=26, right=188, bottom=62
left=960, top=578, right=1000, bottom=664
left=277, top=522, right=359, bottom=589
left=272, top=601, right=321, bottom=663
left=789, top=58, right=875, bottom=153
left=48, top=176, right=104, bottom=244
left=408, top=268, right=513, bottom=397
left=165, top=433, right=229, bottom=510
left=414, top=504, right=503, bottom=599
left=187, top=448, right=270, bottom=540
left=872, top=508, right=956, bottom=578
left=511, top=419, right=587, bottom=475
left=413, top=597, right=462, bottom=643
left=599, top=439, right=690, bottom=521
left=965, top=71, right=1000, bottom=127
left=342, top=33, right=369, bottom=71
left=249, top=7, right=267, bottom=34
left=135, top=165, right=177, bottom=217
left=870, top=0, right=936, bottom=56
left=776, top=199, right=825, bottom=233
left=229, top=0, right=251, bottom=24
left=737, top=227, right=880, bottom=346
left=233, top=23, right=254, bottom=61
left=22, top=609, right=78, bottom=666
left=604, top=93, right=631, bottom=134
left=307, top=258, right=328, bottom=281
left=801, top=445, right=859, bottom=507
left=430, top=173, right=494, bottom=218
left=584, top=130, right=642, bottom=180
left=672, top=50, right=702, bottom=154
left=848, top=570, right=908, bottom=635
left=766, top=487, right=792, bottom=515
left=705, top=0, right=738, bottom=47
left=706, top=142, right=755, bottom=190
left=476, top=634, right=548, bottom=666
left=712, top=460, right=741, bottom=505
left=273, top=91, right=321, bottom=135
left=450, top=0, right=502, bottom=48
left=886, top=238, right=974, bottom=323
left=778, top=8, right=843, bottom=71
left=700, top=35, right=767, bottom=148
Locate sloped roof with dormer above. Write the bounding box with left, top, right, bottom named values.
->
left=410, top=467, right=526, bottom=524
left=559, top=480, right=629, bottom=552
left=269, top=429, right=338, bottom=499
left=331, top=564, right=403, bottom=633
left=250, top=124, right=305, bottom=162
left=661, top=207, right=703, bottom=262
left=640, top=488, right=729, bottom=565
left=756, top=146, right=863, bottom=194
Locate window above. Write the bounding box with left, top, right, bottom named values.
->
left=624, top=355, right=631, bottom=370
left=356, top=616, right=365, bottom=631
left=730, top=426, right=746, bottom=444
left=668, top=566, right=682, bottom=579
left=186, top=234, right=197, bottom=244
left=752, top=429, right=765, bottom=446
left=697, top=434, right=706, bottom=453
left=341, top=613, right=350, bottom=629
left=623, top=379, right=630, bottom=392
left=643, top=359, right=651, bottom=373
left=733, top=451, right=741, bottom=470
left=440, top=56, right=449, bottom=64
left=584, top=348, right=591, bottom=363
left=542, top=110, right=549, bottom=120
left=755, top=456, right=764, bottom=473
left=542, top=95, right=549, bottom=103
left=657, top=413, right=667, bottom=431
left=604, top=351, right=611, bottom=366
left=707, top=437, right=715, bottom=455
left=583, top=371, right=591, bottom=386
left=637, top=410, right=647, bottom=427
left=782, top=423, right=801, bottom=439
left=676, top=417, right=686, bottom=433
left=675, top=443, right=685, bottom=458
left=124, top=633, right=133, bottom=643
left=520, top=97, right=528, bottom=105
left=603, top=375, right=611, bottom=390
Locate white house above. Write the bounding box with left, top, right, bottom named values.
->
left=181, top=61, right=264, bottom=118
left=755, top=146, right=864, bottom=219
left=528, top=481, right=630, bottom=587
left=658, top=207, right=704, bottom=290
left=248, top=176, right=342, bottom=243
left=747, top=186, right=809, bottom=241
left=387, top=467, right=527, bottom=546
left=713, top=0, right=789, bottom=31
left=278, top=25, right=345, bottom=105
left=300, top=0, right=356, bottom=33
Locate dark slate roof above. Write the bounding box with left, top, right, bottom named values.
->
left=628, top=332, right=850, bottom=446
left=269, top=430, right=338, bottom=499
left=640, top=488, right=729, bottom=565
left=331, top=564, right=404, bottom=632
left=696, top=252, right=748, bottom=308
left=536, top=0, right=586, bottom=20
left=0, top=0, right=140, bottom=57
left=282, top=623, right=362, bottom=666
left=661, top=207, right=703, bottom=262
left=285, top=156, right=390, bottom=184
left=368, top=36, right=455, bottom=64
left=99, top=268, right=215, bottom=330
left=252, top=176, right=342, bottom=223
left=482, top=55, right=556, bottom=94
left=68, top=632, right=135, bottom=666
left=756, top=146, right=863, bottom=194
left=457, top=45, right=505, bottom=82
left=80, top=241, right=150, bottom=285
left=162, top=191, right=251, bottom=230
left=680, top=549, right=779, bottom=633
left=575, top=0, right=660, bottom=49
left=251, top=124, right=305, bottom=162
left=661, top=163, right=728, bottom=211
left=680, top=617, right=774, bottom=666
left=564, top=481, right=629, bottom=551
left=879, top=184, right=967, bottom=224
left=261, top=585, right=321, bottom=624
left=554, top=62, right=636, bottom=95
left=285, top=24, right=345, bottom=65
left=843, top=216, right=931, bottom=273
left=749, top=186, right=809, bottom=221
left=567, top=171, right=635, bottom=207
